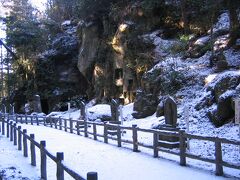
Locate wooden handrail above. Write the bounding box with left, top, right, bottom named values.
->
left=0, top=117, right=98, bottom=180
left=1, top=113, right=239, bottom=177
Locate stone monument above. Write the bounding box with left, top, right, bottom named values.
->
left=80, top=101, right=86, bottom=120
left=33, top=95, right=42, bottom=113
left=158, top=96, right=180, bottom=148
left=110, top=99, right=119, bottom=121
left=109, top=99, right=121, bottom=135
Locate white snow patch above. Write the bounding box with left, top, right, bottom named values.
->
left=212, top=12, right=230, bottom=33
left=61, top=20, right=71, bottom=26
left=194, top=36, right=210, bottom=46
left=143, top=30, right=177, bottom=58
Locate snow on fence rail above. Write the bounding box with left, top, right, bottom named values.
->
left=0, top=114, right=98, bottom=180
left=2, top=113, right=240, bottom=177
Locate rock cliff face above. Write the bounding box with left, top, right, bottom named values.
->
left=76, top=17, right=114, bottom=100
left=77, top=21, right=101, bottom=77
left=34, top=22, right=88, bottom=113
left=75, top=3, right=160, bottom=104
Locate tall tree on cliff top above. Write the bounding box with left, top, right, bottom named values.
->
left=46, top=0, right=78, bottom=22
left=1, top=0, right=47, bottom=98
left=3, top=0, right=45, bottom=59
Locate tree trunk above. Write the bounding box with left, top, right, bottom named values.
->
left=180, top=0, right=189, bottom=33
left=227, top=1, right=240, bottom=46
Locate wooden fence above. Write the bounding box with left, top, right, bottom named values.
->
left=0, top=114, right=98, bottom=180
left=2, top=113, right=240, bottom=178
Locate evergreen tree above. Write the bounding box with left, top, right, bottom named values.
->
left=4, top=0, right=46, bottom=58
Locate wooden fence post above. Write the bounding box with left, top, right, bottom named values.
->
left=36, top=116, right=39, bottom=126
left=50, top=117, right=53, bottom=128
left=93, top=123, right=97, bottom=140
left=87, top=172, right=98, bottom=180
left=40, top=141, right=47, bottom=180
left=30, top=134, right=36, bottom=166
left=84, top=118, right=88, bottom=137
left=64, top=119, right=67, bottom=132
left=153, top=132, right=159, bottom=158
left=132, top=124, right=138, bottom=152
left=18, top=126, right=22, bottom=150
left=23, top=129, right=28, bottom=157
left=56, top=152, right=64, bottom=180
left=43, top=117, right=46, bottom=126
left=117, top=125, right=121, bottom=147
left=215, top=139, right=223, bottom=176
left=7, top=118, right=9, bottom=138
left=1, top=117, right=4, bottom=135
left=59, top=117, right=62, bottom=130
left=55, top=118, right=58, bottom=129
left=10, top=121, right=13, bottom=141
left=179, top=130, right=186, bottom=166
left=31, top=116, right=33, bottom=125
left=104, top=122, right=108, bottom=143
left=16, top=114, right=18, bottom=123
left=77, top=121, right=80, bottom=135
left=25, top=114, right=28, bottom=124
left=70, top=118, right=73, bottom=133
left=20, top=115, right=23, bottom=124
left=13, top=123, right=17, bottom=145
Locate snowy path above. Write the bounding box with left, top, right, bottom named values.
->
left=3, top=124, right=229, bottom=180
left=0, top=135, right=39, bottom=179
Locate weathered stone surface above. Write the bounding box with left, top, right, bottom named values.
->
left=216, top=60, right=228, bottom=72
left=208, top=90, right=236, bottom=127
left=164, top=96, right=177, bottom=126
left=158, top=126, right=180, bottom=148
left=77, top=21, right=100, bottom=77
left=156, top=96, right=167, bottom=117
left=110, top=99, right=119, bottom=121
left=34, top=28, right=89, bottom=112
left=217, top=91, right=235, bottom=121
left=132, top=90, right=158, bottom=119
left=207, top=71, right=240, bottom=101
left=80, top=101, right=86, bottom=120
left=185, top=36, right=211, bottom=58
left=33, top=95, right=42, bottom=113
left=156, top=101, right=164, bottom=117
left=205, top=72, right=240, bottom=127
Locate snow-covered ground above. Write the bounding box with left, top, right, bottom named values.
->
left=0, top=122, right=236, bottom=180
left=0, top=135, right=39, bottom=180
left=1, top=103, right=240, bottom=179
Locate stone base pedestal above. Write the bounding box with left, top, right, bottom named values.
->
left=158, top=125, right=180, bottom=149
left=107, top=121, right=121, bottom=135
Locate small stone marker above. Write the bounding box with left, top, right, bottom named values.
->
left=80, top=101, right=86, bottom=120
left=111, top=99, right=119, bottom=121
left=33, top=95, right=42, bottom=113
left=68, top=103, right=70, bottom=119
left=164, top=96, right=177, bottom=127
